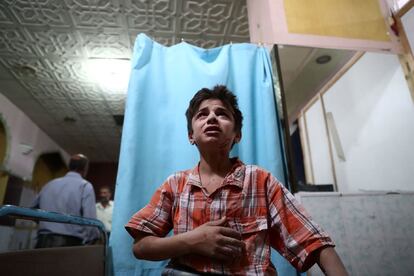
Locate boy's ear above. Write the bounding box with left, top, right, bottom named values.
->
left=188, top=132, right=194, bottom=144
left=234, top=132, right=242, bottom=144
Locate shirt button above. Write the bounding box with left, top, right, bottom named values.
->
left=207, top=198, right=213, bottom=203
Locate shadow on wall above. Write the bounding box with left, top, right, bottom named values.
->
left=0, top=152, right=68, bottom=223
left=31, top=152, right=68, bottom=193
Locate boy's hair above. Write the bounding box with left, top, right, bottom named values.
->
left=185, top=85, right=243, bottom=135
left=68, top=154, right=89, bottom=172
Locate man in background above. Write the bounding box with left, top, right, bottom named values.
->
left=32, top=153, right=99, bottom=248
left=96, top=186, right=114, bottom=237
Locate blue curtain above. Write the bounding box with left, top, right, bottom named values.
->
left=110, top=33, right=296, bottom=276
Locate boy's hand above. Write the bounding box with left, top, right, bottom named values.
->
left=186, top=217, right=245, bottom=263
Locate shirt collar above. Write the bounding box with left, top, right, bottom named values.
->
left=187, top=157, right=245, bottom=190
left=97, top=201, right=113, bottom=208
left=66, top=171, right=83, bottom=178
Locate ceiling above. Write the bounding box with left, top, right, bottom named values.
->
left=0, top=0, right=250, bottom=162
left=0, top=0, right=353, bottom=162
left=278, top=46, right=355, bottom=122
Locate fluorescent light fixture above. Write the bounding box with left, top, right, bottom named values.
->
left=86, top=58, right=130, bottom=93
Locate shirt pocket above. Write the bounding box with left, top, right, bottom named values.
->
left=228, top=216, right=270, bottom=266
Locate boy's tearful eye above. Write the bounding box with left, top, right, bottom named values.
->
left=195, top=112, right=206, bottom=119
left=217, top=112, right=229, bottom=118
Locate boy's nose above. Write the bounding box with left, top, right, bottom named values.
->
left=207, top=113, right=218, bottom=123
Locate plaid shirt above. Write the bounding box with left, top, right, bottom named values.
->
left=126, top=159, right=334, bottom=275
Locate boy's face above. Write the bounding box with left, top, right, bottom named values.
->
left=188, top=99, right=241, bottom=151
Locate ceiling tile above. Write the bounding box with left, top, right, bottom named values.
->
left=226, top=3, right=249, bottom=38
left=27, top=28, right=85, bottom=58
left=67, top=0, right=123, bottom=29
left=8, top=0, right=72, bottom=27
left=71, top=99, right=107, bottom=115
left=44, top=58, right=90, bottom=83
left=60, top=81, right=105, bottom=101
left=0, top=27, right=37, bottom=57
left=0, top=56, right=56, bottom=81
left=40, top=98, right=78, bottom=115
left=125, top=0, right=176, bottom=32
left=79, top=29, right=131, bottom=58
left=0, top=3, right=15, bottom=25
left=21, top=80, right=67, bottom=100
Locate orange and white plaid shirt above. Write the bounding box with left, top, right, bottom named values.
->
left=126, top=158, right=334, bottom=275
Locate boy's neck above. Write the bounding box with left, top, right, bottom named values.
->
left=199, top=152, right=233, bottom=177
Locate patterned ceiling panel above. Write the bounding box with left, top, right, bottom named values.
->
left=9, top=0, right=72, bottom=27
left=20, top=80, right=67, bottom=99
left=46, top=58, right=90, bottom=83
left=71, top=100, right=106, bottom=115
left=59, top=82, right=105, bottom=101
left=69, top=2, right=123, bottom=29
left=125, top=0, right=175, bottom=31
left=0, top=7, right=12, bottom=24
left=40, top=98, right=78, bottom=114
left=0, top=0, right=250, bottom=162
left=226, top=4, right=249, bottom=38
left=0, top=27, right=37, bottom=56
left=0, top=56, right=56, bottom=80
left=28, top=28, right=85, bottom=58
left=80, top=29, right=131, bottom=58
left=181, top=1, right=232, bottom=35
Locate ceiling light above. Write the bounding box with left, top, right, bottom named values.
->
left=315, top=55, right=332, bottom=64
left=86, top=58, right=131, bottom=94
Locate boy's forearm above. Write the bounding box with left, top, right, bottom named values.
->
left=317, top=247, right=348, bottom=276
left=132, top=218, right=244, bottom=262
left=133, top=232, right=191, bottom=261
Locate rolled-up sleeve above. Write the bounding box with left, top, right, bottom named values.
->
left=125, top=180, right=174, bottom=239
left=266, top=175, right=334, bottom=271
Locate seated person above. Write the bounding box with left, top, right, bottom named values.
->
left=126, top=85, right=347, bottom=275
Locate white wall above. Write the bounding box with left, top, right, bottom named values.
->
left=297, top=191, right=414, bottom=275
left=0, top=93, right=69, bottom=180
left=303, top=53, right=414, bottom=192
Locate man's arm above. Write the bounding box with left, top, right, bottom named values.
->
left=317, top=247, right=348, bottom=275
left=301, top=246, right=348, bottom=275
left=133, top=217, right=245, bottom=263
